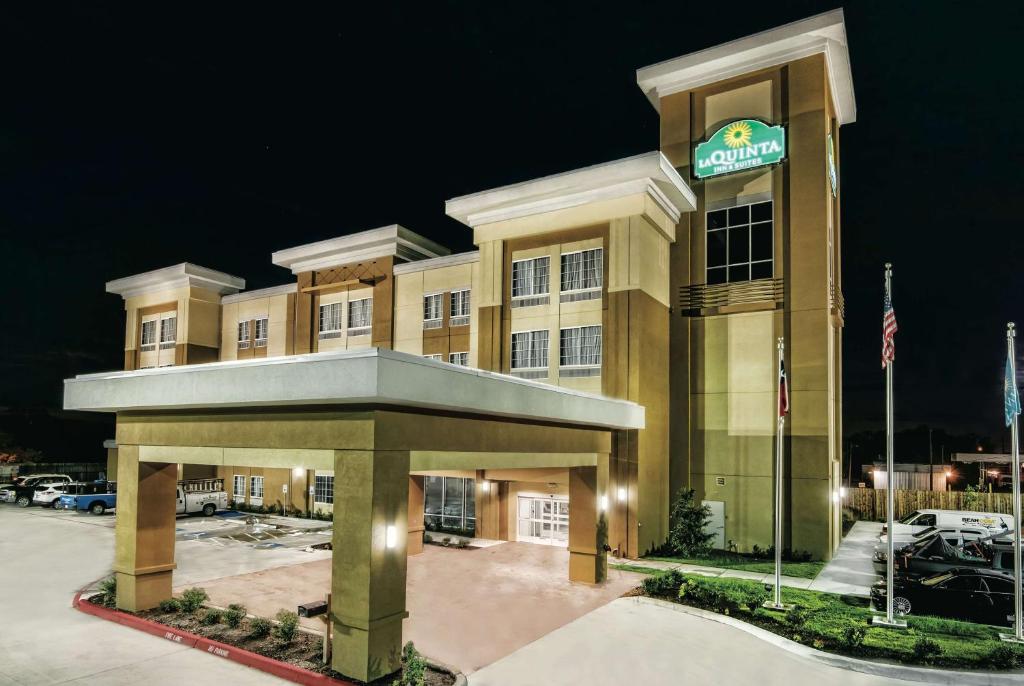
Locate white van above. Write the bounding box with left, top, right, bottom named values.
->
left=884, top=509, right=1014, bottom=538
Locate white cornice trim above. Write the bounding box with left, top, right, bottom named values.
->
left=271, top=225, right=450, bottom=274
left=105, top=263, right=245, bottom=299
left=636, top=9, right=856, bottom=125
left=221, top=283, right=298, bottom=305
left=393, top=251, right=480, bottom=276
left=445, top=152, right=696, bottom=229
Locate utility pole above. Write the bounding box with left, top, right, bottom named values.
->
left=929, top=427, right=934, bottom=491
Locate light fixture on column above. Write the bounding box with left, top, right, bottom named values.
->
left=832, top=490, right=840, bottom=503
left=293, top=467, right=304, bottom=477
left=839, top=486, right=847, bottom=498
left=482, top=481, right=491, bottom=493
left=617, top=487, right=627, bottom=502
left=385, top=525, right=398, bottom=549
left=599, top=495, right=608, bottom=511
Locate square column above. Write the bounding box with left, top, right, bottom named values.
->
left=113, top=445, right=177, bottom=611
left=474, top=469, right=503, bottom=540
left=408, top=475, right=424, bottom=555
left=330, top=450, right=410, bottom=683
left=568, top=458, right=609, bottom=583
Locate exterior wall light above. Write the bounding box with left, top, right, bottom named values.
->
left=599, top=495, right=608, bottom=511
left=482, top=481, right=491, bottom=493
left=293, top=467, right=304, bottom=477
left=617, top=487, right=627, bottom=502
left=839, top=486, right=847, bottom=498
left=386, top=525, right=398, bottom=549
left=831, top=491, right=839, bottom=503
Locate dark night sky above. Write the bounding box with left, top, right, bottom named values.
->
left=1, top=2, right=1022, bottom=459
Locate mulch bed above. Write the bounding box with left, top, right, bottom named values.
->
left=84, top=594, right=454, bottom=686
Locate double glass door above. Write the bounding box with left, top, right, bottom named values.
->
left=517, top=496, right=569, bottom=546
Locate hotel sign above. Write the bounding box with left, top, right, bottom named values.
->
left=694, top=119, right=786, bottom=179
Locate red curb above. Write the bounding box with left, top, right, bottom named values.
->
left=73, top=592, right=355, bottom=686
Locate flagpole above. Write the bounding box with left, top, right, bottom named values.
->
left=764, top=337, right=789, bottom=610
left=1000, top=322, right=1024, bottom=643
left=874, top=263, right=906, bottom=628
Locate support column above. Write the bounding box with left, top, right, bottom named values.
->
left=330, top=450, right=410, bottom=683
left=114, top=445, right=177, bottom=611
left=408, top=475, right=424, bottom=555
left=568, top=458, right=609, bottom=583
left=474, top=470, right=502, bottom=540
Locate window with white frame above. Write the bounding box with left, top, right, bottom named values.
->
left=249, top=476, right=264, bottom=501
left=448, top=351, right=468, bottom=366
left=254, top=317, right=268, bottom=347
left=560, top=325, right=602, bottom=370
left=511, top=330, right=549, bottom=371
left=706, top=200, right=773, bottom=284
left=561, top=248, right=603, bottom=293
left=314, top=475, right=334, bottom=504
left=423, top=293, right=443, bottom=329
left=237, top=320, right=251, bottom=349
left=347, top=297, right=373, bottom=335
left=140, top=320, right=157, bottom=351
left=232, top=475, right=246, bottom=499
left=449, top=290, right=470, bottom=326
left=159, top=315, right=177, bottom=349
left=423, top=354, right=443, bottom=361
left=319, top=302, right=342, bottom=339
left=511, top=257, right=550, bottom=299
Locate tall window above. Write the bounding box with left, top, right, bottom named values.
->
left=448, top=351, right=468, bottom=366
left=423, top=293, right=443, bottom=329
left=254, top=317, right=268, bottom=347
left=348, top=298, right=372, bottom=335
left=511, top=330, right=549, bottom=370
left=250, top=476, right=264, bottom=500
left=314, top=475, right=334, bottom=504
left=237, top=320, right=251, bottom=349
left=140, top=320, right=157, bottom=351
left=561, top=248, right=603, bottom=293
left=560, top=326, right=602, bottom=368
left=159, top=315, right=176, bottom=349
left=319, top=303, right=342, bottom=339
left=423, top=475, right=475, bottom=535
left=511, top=257, right=550, bottom=299
left=232, top=475, right=246, bottom=499
left=450, top=290, right=470, bottom=326
left=706, top=200, right=773, bottom=284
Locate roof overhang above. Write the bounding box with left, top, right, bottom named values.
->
left=105, top=263, right=245, bottom=299
left=636, top=9, right=856, bottom=125
left=444, top=152, right=696, bottom=229
left=271, top=225, right=449, bottom=274
left=63, top=348, right=644, bottom=431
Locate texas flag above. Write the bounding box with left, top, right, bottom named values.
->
left=779, top=357, right=790, bottom=417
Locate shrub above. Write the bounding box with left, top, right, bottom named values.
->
left=159, top=598, right=183, bottom=613
left=398, top=641, right=426, bottom=686
left=988, top=643, right=1024, bottom=669
left=784, top=606, right=808, bottom=630
left=273, top=610, right=299, bottom=643
left=912, top=636, right=942, bottom=663
left=423, top=534, right=433, bottom=544
left=201, top=609, right=223, bottom=626
left=180, top=587, right=209, bottom=613
left=667, top=489, right=715, bottom=557
left=440, top=537, right=451, bottom=546
left=454, top=539, right=469, bottom=549
left=643, top=569, right=684, bottom=597
left=224, top=603, right=246, bottom=628
left=962, top=484, right=982, bottom=511
left=680, top=576, right=766, bottom=615
left=841, top=625, right=867, bottom=650
left=97, top=576, right=117, bottom=607
left=248, top=617, right=271, bottom=639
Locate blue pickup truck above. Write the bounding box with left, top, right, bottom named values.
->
left=55, top=481, right=116, bottom=515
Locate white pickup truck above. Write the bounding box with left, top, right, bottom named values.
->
left=176, top=479, right=228, bottom=517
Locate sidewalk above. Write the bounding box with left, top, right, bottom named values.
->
left=613, top=558, right=817, bottom=590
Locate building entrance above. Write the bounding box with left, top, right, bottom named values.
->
left=517, top=495, right=569, bottom=546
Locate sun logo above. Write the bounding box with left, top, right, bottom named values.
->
left=722, top=121, right=753, bottom=149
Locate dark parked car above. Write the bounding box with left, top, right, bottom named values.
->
left=872, top=568, right=1018, bottom=626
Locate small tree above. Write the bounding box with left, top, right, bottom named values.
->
left=963, top=484, right=982, bottom=511
left=668, top=488, right=715, bottom=557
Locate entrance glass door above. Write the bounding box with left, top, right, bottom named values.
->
left=517, top=496, right=569, bottom=546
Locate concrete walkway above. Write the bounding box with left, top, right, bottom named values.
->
left=617, top=557, right=818, bottom=590
left=808, top=521, right=881, bottom=596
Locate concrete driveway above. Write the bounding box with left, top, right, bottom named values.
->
left=808, top=521, right=882, bottom=596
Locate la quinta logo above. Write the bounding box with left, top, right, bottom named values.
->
left=694, top=119, right=786, bottom=179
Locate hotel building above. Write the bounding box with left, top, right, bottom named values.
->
left=65, top=10, right=854, bottom=681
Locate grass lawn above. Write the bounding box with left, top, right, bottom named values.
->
left=644, top=552, right=825, bottom=579
left=638, top=570, right=1024, bottom=669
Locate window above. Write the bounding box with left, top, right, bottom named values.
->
left=348, top=297, right=372, bottom=335
left=942, top=576, right=981, bottom=591
left=314, top=475, right=334, bottom=504
left=423, top=293, right=443, bottom=329
left=140, top=320, right=157, bottom=351
left=249, top=476, right=264, bottom=501
left=706, top=200, right=773, bottom=284
left=423, top=475, right=475, bottom=535
left=449, top=351, right=468, bottom=366
left=423, top=354, right=443, bottom=361
left=916, top=514, right=937, bottom=527
left=159, top=315, right=177, bottom=349
left=561, top=248, right=603, bottom=295
left=237, top=320, right=251, bottom=349
left=254, top=317, right=268, bottom=347
left=232, top=475, right=245, bottom=499
left=511, top=330, right=549, bottom=373
left=450, top=290, right=470, bottom=326
left=560, top=325, right=602, bottom=373
left=319, top=303, right=342, bottom=339
left=511, top=257, right=550, bottom=300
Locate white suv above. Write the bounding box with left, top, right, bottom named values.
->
left=32, top=483, right=71, bottom=507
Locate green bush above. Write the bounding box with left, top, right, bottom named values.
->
left=248, top=617, right=271, bottom=639
left=97, top=576, right=117, bottom=608
left=224, top=603, right=246, bottom=628
left=397, top=641, right=426, bottom=686
left=159, top=598, right=183, bottom=613
left=423, top=534, right=433, bottom=544
left=784, top=606, right=808, bottom=630
left=679, top=576, right=766, bottom=614
left=988, top=643, right=1024, bottom=669
left=201, top=609, right=223, bottom=626
left=667, top=488, right=715, bottom=557
left=841, top=625, right=866, bottom=650
left=642, top=569, right=684, bottom=597
left=180, top=587, right=209, bottom=613
left=912, top=636, right=942, bottom=663
left=273, top=610, right=299, bottom=643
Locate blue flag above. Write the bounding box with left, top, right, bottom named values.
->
left=1006, top=355, right=1021, bottom=427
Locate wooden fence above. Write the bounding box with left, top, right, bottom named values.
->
left=843, top=488, right=1014, bottom=521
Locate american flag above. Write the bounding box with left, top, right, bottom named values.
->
left=882, top=285, right=898, bottom=368
left=778, top=357, right=790, bottom=417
